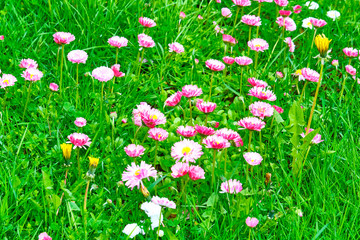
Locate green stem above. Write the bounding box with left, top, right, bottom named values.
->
left=189, top=99, right=193, bottom=126
left=2, top=89, right=6, bottom=112
left=137, top=49, right=145, bottom=79
left=232, top=7, right=241, bottom=34
left=307, top=29, right=317, bottom=68
left=60, top=44, right=65, bottom=97
left=300, top=81, right=308, bottom=102
left=77, top=148, right=81, bottom=178
left=112, top=118, right=115, bottom=149
left=248, top=131, right=253, bottom=152
left=254, top=51, right=259, bottom=70
left=306, top=63, right=324, bottom=134
left=22, top=82, right=32, bottom=120
left=224, top=148, right=228, bottom=176
left=76, top=64, right=79, bottom=109
left=240, top=67, right=244, bottom=95
left=247, top=26, right=252, bottom=56
left=209, top=72, right=214, bottom=100
left=211, top=149, right=216, bottom=190
left=205, top=114, right=208, bottom=126
left=154, top=141, right=159, bottom=166
left=256, top=3, right=261, bottom=37
left=259, top=131, right=262, bottom=155
left=84, top=180, right=90, bottom=211
left=339, top=76, right=347, bottom=101
left=156, top=208, right=162, bottom=240
left=134, top=126, right=142, bottom=143
left=100, top=82, right=104, bottom=123
left=298, top=146, right=311, bottom=184
left=46, top=93, right=53, bottom=135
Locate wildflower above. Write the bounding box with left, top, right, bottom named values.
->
left=276, top=71, right=284, bottom=78
left=195, top=125, right=215, bottom=136
left=122, top=161, right=157, bottom=190
left=198, top=15, right=203, bottom=20
left=169, top=42, right=185, bottom=53
left=221, top=8, right=232, bottom=18
left=151, top=196, right=176, bottom=209
left=301, top=128, right=324, bottom=144
left=222, top=35, right=237, bottom=46
left=74, top=117, right=86, bottom=127
left=245, top=217, right=259, bottom=227
left=0, top=74, right=17, bottom=89
left=249, top=101, right=274, bottom=119
left=171, top=139, right=203, bottom=163
left=67, top=133, right=91, bottom=149
left=139, top=17, right=156, bottom=28
left=238, top=117, right=266, bottom=131
left=179, top=11, right=186, bottom=19
left=124, top=144, right=145, bottom=158
left=232, top=0, right=251, bottom=6
left=345, top=65, right=356, bottom=76
left=241, top=15, right=261, bottom=26
left=86, top=157, right=99, bottom=179
left=122, top=223, right=145, bottom=239
left=49, top=83, right=59, bottom=91
left=188, top=165, right=205, bottom=180
left=108, top=36, right=128, bottom=48
left=302, top=17, right=315, bottom=29
left=171, top=162, right=189, bottom=178
left=182, top=85, right=202, bottom=98
left=274, top=0, right=288, bottom=7
left=223, top=56, right=235, bottom=65
left=220, top=179, right=243, bottom=194
left=343, top=47, right=358, bottom=58
left=215, top=128, right=243, bottom=147
left=39, top=232, right=52, bottom=240
left=141, top=201, right=163, bottom=230
left=138, top=33, right=155, bottom=48
left=196, top=99, right=217, bottom=113
left=110, top=111, right=118, bottom=119
left=295, top=209, right=303, bottom=217
left=301, top=68, right=320, bottom=82
left=19, top=59, right=38, bottom=69
left=121, top=118, right=127, bottom=123
left=332, top=60, right=339, bottom=68
left=132, top=102, right=152, bottom=126
left=67, top=50, right=88, bottom=64
left=310, top=18, right=327, bottom=28
left=279, top=10, right=292, bottom=16
left=285, top=37, right=295, bottom=52
left=275, top=17, right=297, bottom=31
left=111, top=64, right=125, bottom=77
left=248, top=78, right=268, bottom=88
left=273, top=105, right=284, bottom=114
left=235, top=56, right=253, bottom=66
left=203, top=135, right=230, bottom=149
left=53, top=32, right=75, bottom=45
left=206, top=59, right=225, bottom=71
left=293, top=69, right=305, bottom=81
left=148, top=128, right=169, bottom=141
left=21, top=68, right=43, bottom=81
left=0, top=35, right=3, bottom=40
left=60, top=143, right=72, bottom=162
left=176, top=126, right=197, bottom=138
left=293, top=5, right=302, bottom=14
left=305, top=1, right=319, bottom=10
left=92, top=66, right=114, bottom=82
left=248, top=87, right=277, bottom=101
left=248, top=38, right=269, bottom=52
left=327, top=10, right=340, bottom=21
left=141, top=108, right=166, bottom=128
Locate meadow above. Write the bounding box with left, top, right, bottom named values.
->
left=1, top=0, right=360, bottom=239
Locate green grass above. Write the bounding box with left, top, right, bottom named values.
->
left=1, top=0, right=360, bottom=239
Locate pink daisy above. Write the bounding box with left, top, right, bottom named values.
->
left=132, top=102, right=152, bottom=126
left=248, top=38, right=269, bottom=52
left=276, top=71, right=284, bottom=78
left=39, top=232, right=52, bottom=240
left=169, top=42, right=184, bottom=54
left=285, top=37, right=295, bottom=52
left=293, top=69, right=305, bottom=81
left=222, top=34, right=237, bottom=46
left=176, top=126, right=197, bottom=138
left=182, top=85, right=202, bottom=98
left=249, top=101, right=274, bottom=119
left=221, top=8, right=232, bottom=18
left=309, top=18, right=327, bottom=28
left=148, top=128, right=168, bottom=141
left=141, top=108, right=166, bottom=128
left=223, top=56, right=235, bottom=65
left=74, top=117, right=86, bottom=127
left=293, top=5, right=302, bottom=14
left=301, top=68, right=320, bottom=82
left=246, top=217, right=259, bottom=228
left=19, top=59, right=38, bottom=69
left=279, top=10, right=292, bottom=16
left=188, top=165, right=205, bottom=181
left=139, top=17, right=156, bottom=28
left=0, top=35, right=3, bottom=40
left=235, top=56, right=253, bottom=66
left=198, top=15, right=203, bottom=20
left=202, top=135, right=230, bottom=149
left=92, top=66, right=114, bottom=82
left=138, top=33, right=155, bottom=48
left=345, top=65, right=356, bottom=76
left=241, top=15, right=261, bottom=26
left=232, top=0, right=251, bottom=6
left=49, top=83, right=59, bottom=91
left=273, top=105, right=284, bottom=114
left=53, top=32, right=75, bottom=45
left=67, top=50, right=88, bottom=64
left=205, top=59, right=225, bottom=71
left=253, top=0, right=273, bottom=2
left=195, top=125, right=215, bottom=136
left=248, top=78, right=268, bottom=88
left=171, top=139, right=203, bottom=163
left=276, top=17, right=297, bottom=31
left=151, top=196, right=176, bottom=209
left=0, top=74, right=17, bottom=89
left=67, top=133, right=91, bottom=149
left=248, top=87, right=277, bottom=101
left=343, top=48, right=358, bottom=57
left=220, top=179, right=243, bottom=194
left=215, top=128, right=243, bottom=147
left=121, top=161, right=157, bottom=190
left=238, top=117, right=266, bottom=131
left=274, top=0, right=288, bottom=7
left=171, top=162, right=189, bottom=178
left=180, top=11, right=186, bottom=19
left=301, top=128, right=324, bottom=144
left=165, top=91, right=183, bottom=106
left=124, top=144, right=145, bottom=157
left=111, top=64, right=125, bottom=77
left=196, top=99, right=217, bottom=113
left=332, top=60, right=339, bottom=67
left=108, top=36, right=128, bottom=48
left=21, top=68, right=43, bottom=81
left=243, top=152, right=263, bottom=165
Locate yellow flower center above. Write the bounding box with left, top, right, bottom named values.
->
left=182, top=146, right=191, bottom=155
left=251, top=159, right=254, bottom=162
left=307, top=22, right=312, bottom=26
left=30, top=74, right=33, bottom=79
left=150, top=115, right=158, bottom=120
left=296, top=69, right=302, bottom=75
left=262, top=92, right=267, bottom=96
left=3, top=79, right=9, bottom=84
left=255, top=44, right=261, bottom=48
left=135, top=169, right=141, bottom=176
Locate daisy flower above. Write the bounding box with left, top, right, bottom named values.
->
left=171, top=139, right=203, bottom=163
left=121, top=161, right=157, bottom=190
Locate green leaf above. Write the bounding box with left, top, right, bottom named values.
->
left=163, top=227, right=179, bottom=240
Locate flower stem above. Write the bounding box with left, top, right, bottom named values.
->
left=22, top=82, right=32, bottom=120
left=254, top=51, right=259, bottom=70
left=256, top=3, right=261, bottom=37
left=240, top=67, right=244, bottom=95
left=154, top=141, right=159, bottom=166
left=76, top=63, right=79, bottom=109
left=307, top=29, right=317, bottom=68
left=2, top=89, right=7, bottom=112
left=205, top=114, right=208, bottom=126
left=209, top=72, right=214, bottom=101
left=46, top=93, right=53, bottom=135
left=60, top=44, right=65, bottom=97
left=248, top=131, right=253, bottom=152
left=84, top=180, right=90, bottom=211
left=56, top=169, right=69, bottom=216
left=111, top=48, right=119, bottom=93
left=189, top=99, right=193, bottom=126
left=300, top=81, right=308, bottom=101
left=247, top=26, right=252, bottom=56
left=77, top=148, right=81, bottom=178
left=211, top=149, right=216, bottom=190
left=232, top=7, right=241, bottom=34
left=100, top=82, right=104, bottom=123
left=298, top=146, right=311, bottom=184
left=156, top=208, right=162, bottom=240
left=111, top=117, right=115, bottom=149
left=224, top=148, right=228, bottom=176
left=339, top=76, right=347, bottom=101
left=305, top=62, right=324, bottom=134
left=137, top=49, right=145, bottom=79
